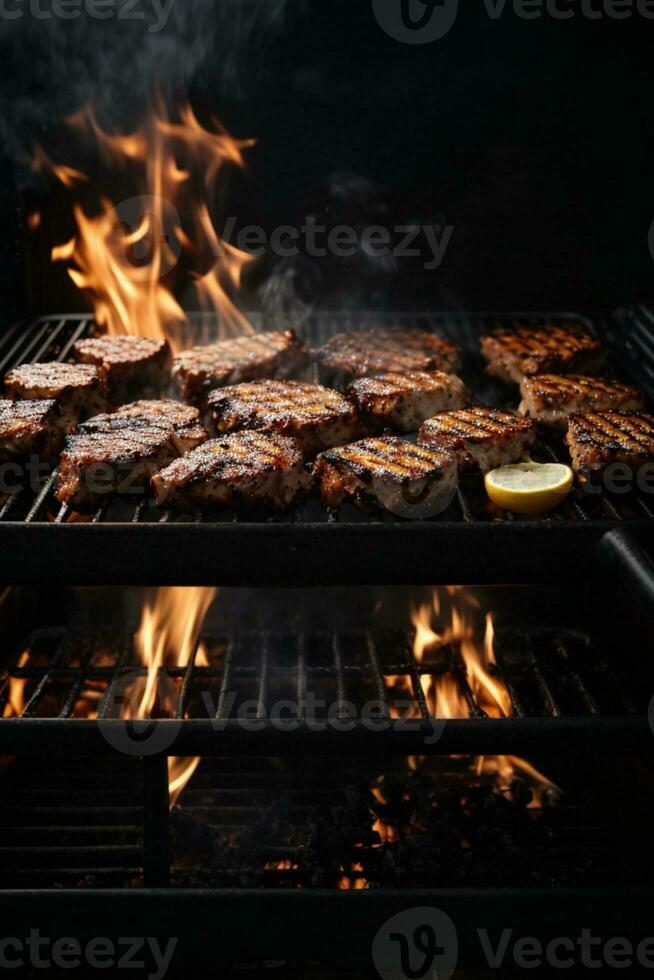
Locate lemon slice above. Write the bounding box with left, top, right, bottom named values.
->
left=484, top=462, right=574, bottom=515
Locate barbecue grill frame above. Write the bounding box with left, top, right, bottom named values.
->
left=1, top=887, right=653, bottom=972
left=1, top=309, right=654, bottom=585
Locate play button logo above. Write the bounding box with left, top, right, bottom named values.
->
left=372, top=0, right=459, bottom=44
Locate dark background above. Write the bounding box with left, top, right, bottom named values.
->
left=1, top=0, right=653, bottom=326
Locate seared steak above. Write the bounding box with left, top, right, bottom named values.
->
left=316, top=328, right=460, bottom=382
left=348, top=370, right=468, bottom=433
left=207, top=380, right=362, bottom=454
left=4, top=362, right=108, bottom=431
left=565, top=411, right=654, bottom=477
left=173, top=330, right=307, bottom=404
left=481, top=323, right=603, bottom=384
left=0, top=398, right=61, bottom=464
left=314, top=436, right=457, bottom=518
left=419, top=407, right=536, bottom=472
left=55, top=415, right=180, bottom=512
left=152, top=431, right=311, bottom=513
left=72, top=335, right=172, bottom=400
left=85, top=400, right=207, bottom=454
left=519, top=374, right=644, bottom=428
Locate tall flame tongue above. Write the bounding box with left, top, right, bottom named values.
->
left=42, top=101, right=256, bottom=352
left=409, top=587, right=555, bottom=801
left=133, top=587, right=217, bottom=808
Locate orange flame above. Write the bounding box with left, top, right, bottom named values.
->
left=2, top=651, right=29, bottom=719
left=42, top=99, right=256, bottom=352
left=133, top=586, right=217, bottom=807
left=404, top=588, right=555, bottom=802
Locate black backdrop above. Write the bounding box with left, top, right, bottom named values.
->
left=1, top=0, right=653, bottom=325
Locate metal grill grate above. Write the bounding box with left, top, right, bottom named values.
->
left=1, top=310, right=653, bottom=527
left=1, top=623, right=641, bottom=732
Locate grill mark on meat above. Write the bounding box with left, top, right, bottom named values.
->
left=0, top=398, right=61, bottom=462
left=207, top=380, right=362, bottom=453
left=481, top=322, right=603, bottom=383
left=73, top=335, right=170, bottom=366
left=327, top=439, right=446, bottom=480
left=173, top=330, right=307, bottom=403
left=4, top=362, right=102, bottom=396
left=72, top=335, right=172, bottom=399
left=522, top=374, right=643, bottom=405
left=565, top=411, right=654, bottom=478
left=152, top=431, right=311, bottom=513
left=422, top=408, right=534, bottom=441
left=487, top=324, right=594, bottom=358
left=567, top=412, right=654, bottom=453
left=316, top=328, right=460, bottom=380
left=419, top=408, right=536, bottom=472
left=314, top=436, right=458, bottom=517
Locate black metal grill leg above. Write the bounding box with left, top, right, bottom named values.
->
left=142, top=754, right=170, bottom=887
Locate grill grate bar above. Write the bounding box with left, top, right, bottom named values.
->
left=95, top=634, right=133, bottom=720
left=20, top=633, right=71, bottom=719
left=554, top=637, right=600, bottom=716
left=214, top=637, right=235, bottom=720
left=57, top=636, right=95, bottom=719
left=296, top=633, right=308, bottom=721
left=331, top=634, right=350, bottom=719
left=24, top=470, right=59, bottom=524
left=365, top=632, right=392, bottom=718
left=3, top=622, right=645, bottom=727
left=176, top=640, right=201, bottom=720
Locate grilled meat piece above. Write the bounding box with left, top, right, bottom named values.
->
left=316, top=328, right=460, bottom=382
left=55, top=415, right=180, bottom=512
left=4, top=362, right=108, bottom=431
left=152, top=431, right=311, bottom=513
left=348, top=371, right=468, bottom=434
left=83, top=400, right=208, bottom=454
left=565, top=412, right=654, bottom=478
left=72, top=335, right=172, bottom=400
left=481, top=323, right=603, bottom=384
left=173, top=330, right=307, bottom=404
left=207, top=380, right=362, bottom=455
left=419, top=407, right=536, bottom=472
left=519, top=374, right=644, bottom=428
left=314, top=436, right=457, bottom=518
left=0, top=398, right=61, bottom=464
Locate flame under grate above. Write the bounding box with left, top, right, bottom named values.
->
left=1, top=623, right=638, bottom=723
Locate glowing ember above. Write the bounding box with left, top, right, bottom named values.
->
left=39, top=100, right=256, bottom=352
left=132, top=586, right=217, bottom=807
